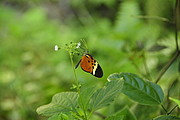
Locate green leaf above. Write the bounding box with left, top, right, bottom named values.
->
left=169, top=97, right=180, bottom=108
left=105, top=115, right=124, bottom=120
left=105, top=107, right=136, bottom=120
left=108, top=73, right=164, bottom=105
left=90, top=80, right=124, bottom=111
left=48, top=114, right=59, bottom=120
left=48, top=113, right=75, bottom=120
left=153, top=115, right=180, bottom=120
left=48, top=114, right=68, bottom=120
left=78, top=86, right=96, bottom=111
left=36, top=92, right=78, bottom=116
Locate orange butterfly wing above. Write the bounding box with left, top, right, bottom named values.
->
left=76, top=54, right=103, bottom=78
left=80, top=54, right=93, bottom=73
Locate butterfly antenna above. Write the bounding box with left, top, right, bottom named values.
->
left=80, top=39, right=89, bottom=54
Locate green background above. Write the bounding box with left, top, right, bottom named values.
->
left=0, top=0, right=179, bottom=120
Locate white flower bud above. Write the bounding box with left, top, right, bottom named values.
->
left=54, top=45, right=59, bottom=51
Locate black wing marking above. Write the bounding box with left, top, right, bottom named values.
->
left=91, top=64, right=103, bottom=78
left=75, top=59, right=81, bottom=69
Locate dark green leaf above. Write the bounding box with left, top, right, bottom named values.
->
left=108, top=73, right=164, bottom=105
left=153, top=115, right=180, bottom=120
left=48, top=113, right=75, bottom=120
left=78, top=86, right=96, bottom=111
left=36, top=92, right=78, bottom=116
left=105, top=115, right=124, bottom=120
left=148, top=44, right=167, bottom=52
left=90, top=80, right=124, bottom=111
left=48, top=114, right=59, bottom=120
left=105, top=107, right=136, bottom=120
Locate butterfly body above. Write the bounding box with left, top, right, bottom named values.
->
left=75, top=54, right=103, bottom=78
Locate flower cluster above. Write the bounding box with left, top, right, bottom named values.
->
left=54, top=41, right=87, bottom=57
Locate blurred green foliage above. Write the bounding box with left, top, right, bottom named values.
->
left=0, top=0, right=179, bottom=120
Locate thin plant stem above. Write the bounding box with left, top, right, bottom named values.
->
left=166, top=79, right=179, bottom=110
left=81, top=103, right=88, bottom=120
left=167, top=105, right=178, bottom=115
left=87, top=110, right=93, bottom=120
left=131, top=60, right=142, bottom=74
left=161, top=104, right=168, bottom=113
left=69, top=52, right=80, bottom=92
left=142, top=53, right=152, bottom=81
left=83, top=109, right=88, bottom=120
left=175, top=0, right=179, bottom=51
left=155, top=0, right=180, bottom=84
left=130, top=56, right=152, bottom=81
left=131, top=15, right=173, bottom=24
left=175, top=20, right=179, bottom=51
left=155, top=50, right=180, bottom=83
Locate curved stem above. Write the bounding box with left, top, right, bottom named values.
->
left=155, top=50, right=180, bottom=83
left=155, top=0, right=180, bottom=83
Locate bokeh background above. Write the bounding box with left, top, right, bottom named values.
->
left=0, top=0, right=179, bottom=120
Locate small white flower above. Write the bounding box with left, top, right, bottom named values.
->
left=76, top=42, right=81, bottom=48
left=54, top=45, right=59, bottom=51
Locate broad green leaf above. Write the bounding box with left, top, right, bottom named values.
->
left=105, top=107, right=136, bottom=120
left=169, top=97, right=180, bottom=108
left=48, top=114, right=59, bottom=120
left=90, top=80, right=124, bottom=111
left=131, top=104, right=160, bottom=120
left=108, top=73, right=164, bottom=105
left=153, top=115, right=180, bottom=120
left=48, top=113, right=75, bottom=120
left=105, top=115, right=124, bottom=120
left=48, top=114, right=69, bottom=120
left=36, top=92, right=78, bottom=116
left=78, top=86, right=96, bottom=111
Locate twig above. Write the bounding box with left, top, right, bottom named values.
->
left=175, top=0, right=179, bottom=51
left=131, top=15, right=174, bottom=24
left=130, top=55, right=153, bottom=81
left=166, top=79, right=179, bottom=110
left=129, top=53, right=148, bottom=79
left=161, top=104, right=168, bottom=113
left=131, top=60, right=142, bottom=75
left=155, top=50, right=180, bottom=83
left=167, top=105, right=178, bottom=115
left=175, top=24, right=179, bottom=51
left=155, top=0, right=180, bottom=83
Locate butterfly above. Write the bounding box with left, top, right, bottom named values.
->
left=75, top=54, right=103, bottom=78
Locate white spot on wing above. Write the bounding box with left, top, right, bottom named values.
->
left=93, top=62, right=98, bottom=75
